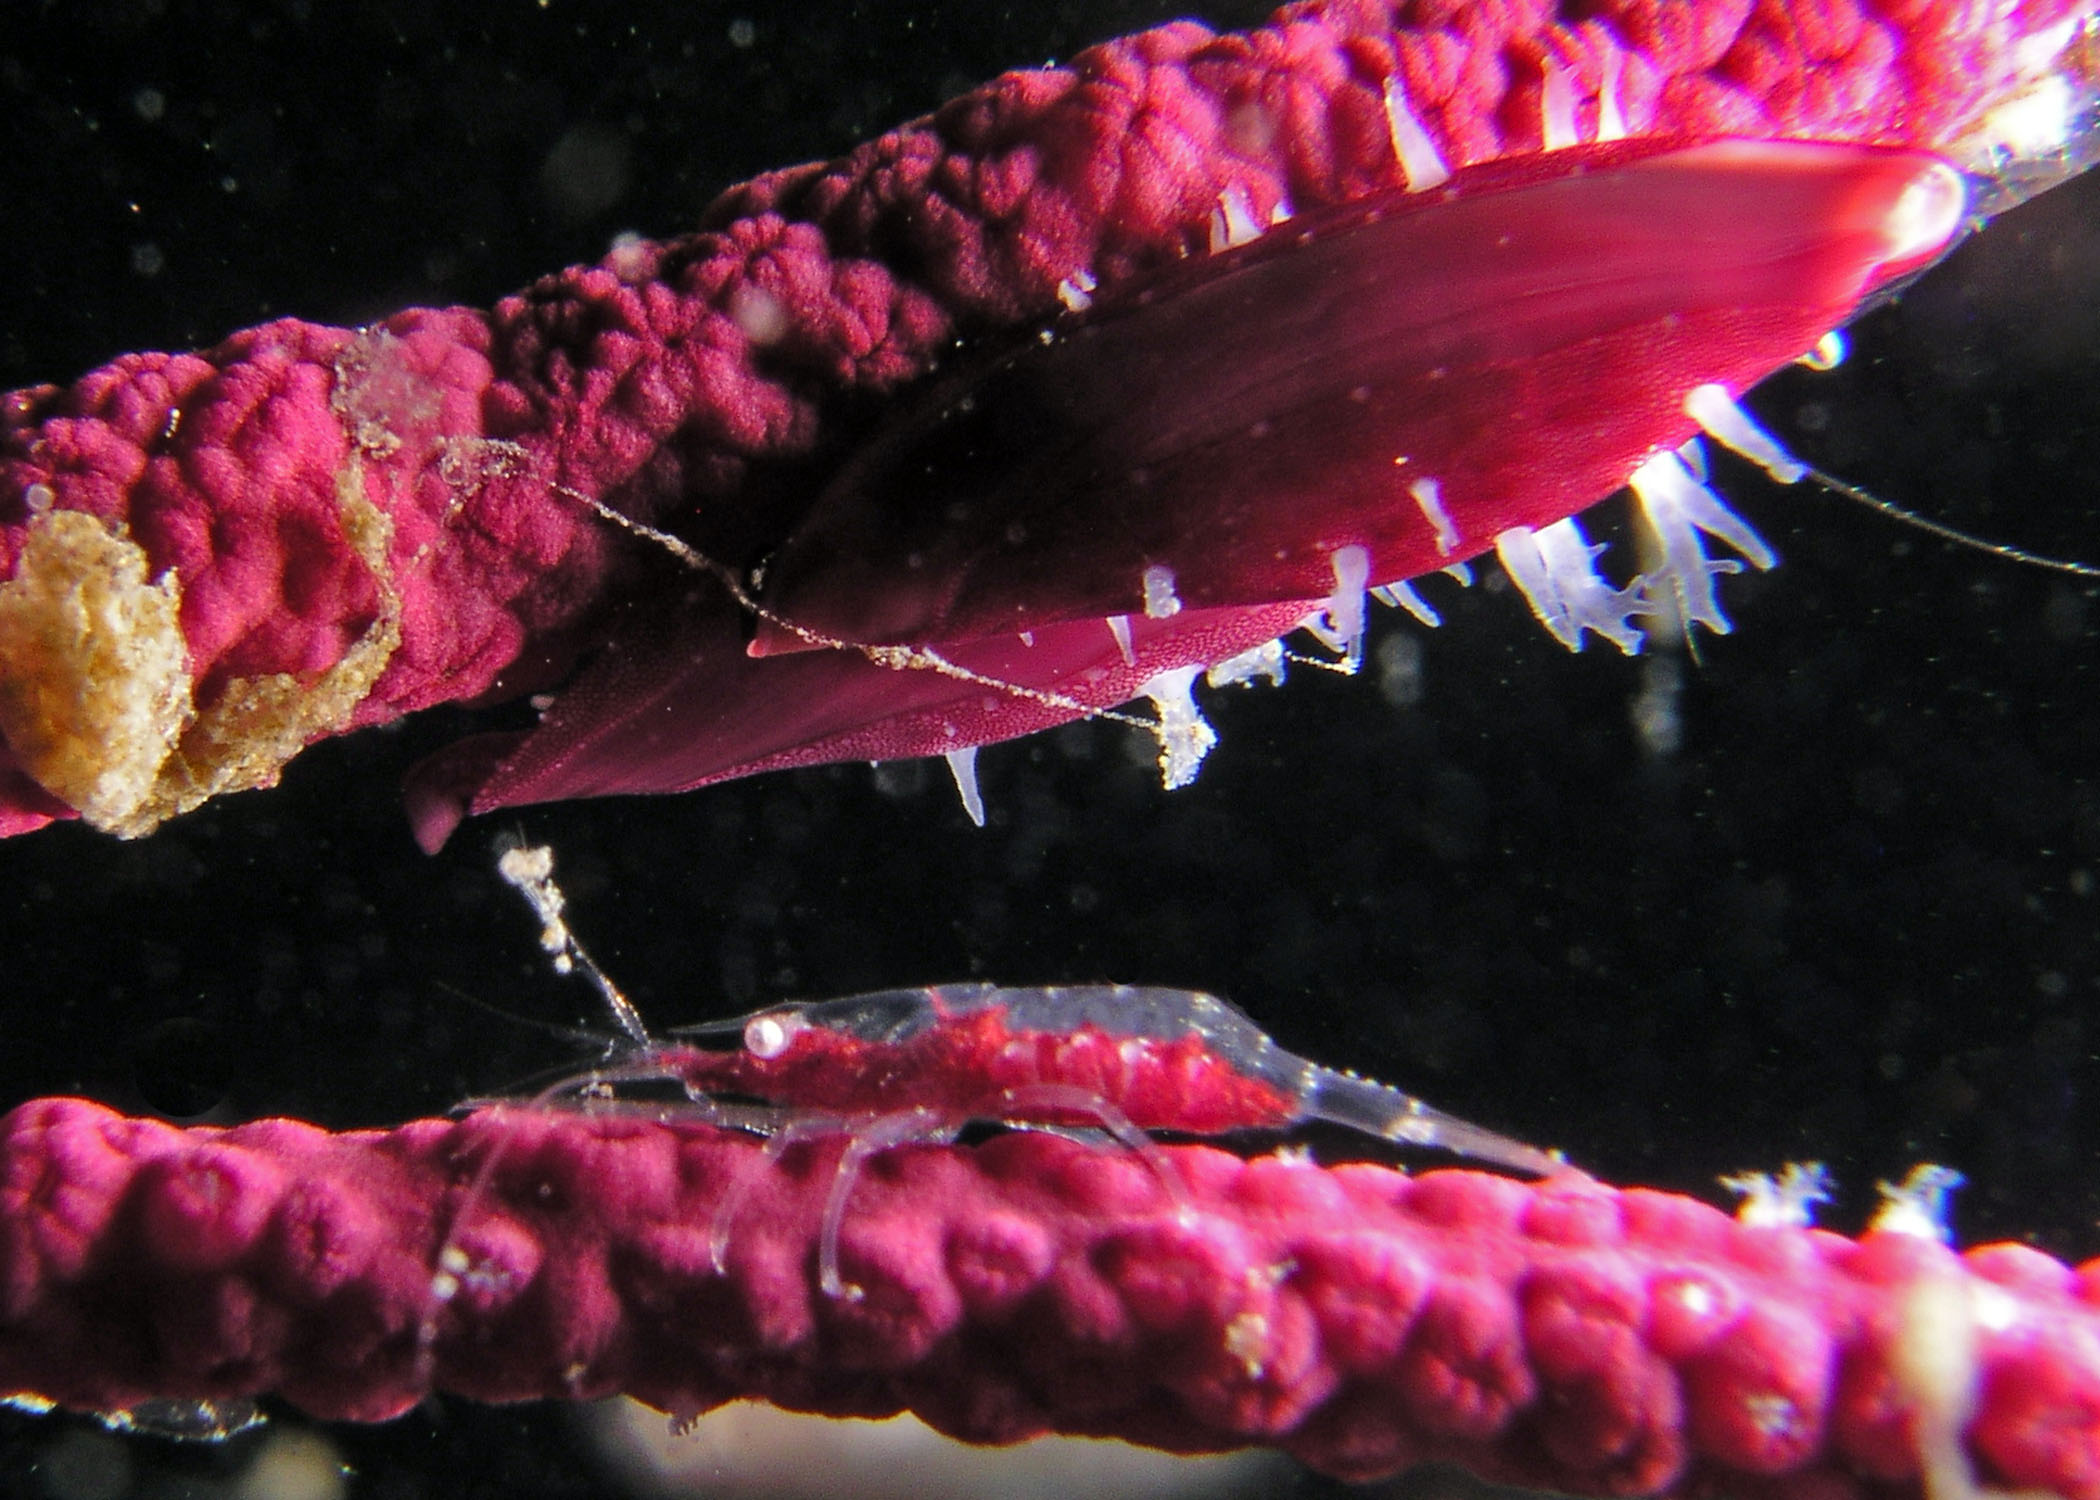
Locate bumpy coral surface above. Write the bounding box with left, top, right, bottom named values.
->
left=0, top=1099, right=2093, bottom=1498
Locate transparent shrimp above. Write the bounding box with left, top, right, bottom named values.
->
left=431, top=848, right=1562, bottom=1323
left=664, top=982, right=1563, bottom=1176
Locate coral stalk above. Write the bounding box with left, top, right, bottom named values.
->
left=1, top=0, right=2091, bottom=843
left=1, top=1096, right=2094, bottom=1499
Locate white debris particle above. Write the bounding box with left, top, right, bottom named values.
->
left=728, top=283, right=788, bottom=346
left=1057, top=270, right=1097, bottom=312
left=1207, top=637, right=1287, bottom=689
left=1138, top=665, right=1216, bottom=790
left=1141, top=564, right=1182, bottom=619
left=497, top=843, right=574, bottom=971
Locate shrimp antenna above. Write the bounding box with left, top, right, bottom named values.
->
left=430, top=979, right=627, bottom=1053
left=493, top=837, right=653, bottom=1050
left=554, top=483, right=1163, bottom=733
left=1803, top=462, right=2100, bottom=578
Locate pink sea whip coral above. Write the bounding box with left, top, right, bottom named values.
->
left=3, top=1097, right=2095, bottom=1500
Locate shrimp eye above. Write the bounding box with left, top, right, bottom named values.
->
left=744, top=1012, right=800, bottom=1060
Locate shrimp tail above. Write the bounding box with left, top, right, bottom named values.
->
left=1301, top=1067, right=1563, bottom=1177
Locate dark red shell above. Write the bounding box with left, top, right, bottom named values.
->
left=751, top=140, right=1962, bottom=650
left=433, top=140, right=1962, bottom=837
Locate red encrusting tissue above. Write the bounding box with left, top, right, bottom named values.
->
left=0, top=1096, right=2094, bottom=1499
left=0, top=0, right=2090, bottom=847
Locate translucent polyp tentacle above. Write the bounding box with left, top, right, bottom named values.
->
left=750, top=140, right=1967, bottom=654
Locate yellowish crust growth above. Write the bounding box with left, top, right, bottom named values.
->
left=0, top=508, right=192, bottom=831
left=0, top=464, right=400, bottom=837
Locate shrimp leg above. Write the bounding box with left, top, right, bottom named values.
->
left=991, top=1082, right=1191, bottom=1214
left=817, top=1108, right=960, bottom=1301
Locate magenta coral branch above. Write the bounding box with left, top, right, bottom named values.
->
left=0, top=0, right=2090, bottom=845
left=1, top=1096, right=2093, bottom=1498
